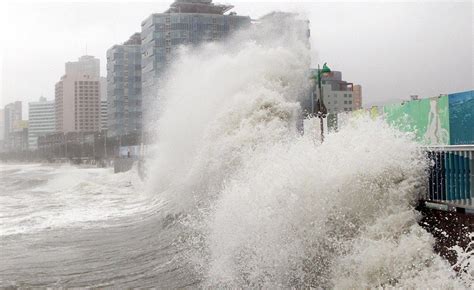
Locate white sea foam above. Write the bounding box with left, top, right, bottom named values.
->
left=145, top=12, right=473, bottom=288
left=0, top=164, right=154, bottom=236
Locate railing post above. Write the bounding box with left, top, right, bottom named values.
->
left=446, top=152, right=452, bottom=200
left=440, top=151, right=446, bottom=202
left=424, top=146, right=473, bottom=210
left=462, top=151, right=469, bottom=204
left=469, top=151, right=474, bottom=205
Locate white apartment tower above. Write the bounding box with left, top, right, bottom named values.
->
left=55, top=55, right=103, bottom=133
left=28, top=97, right=55, bottom=150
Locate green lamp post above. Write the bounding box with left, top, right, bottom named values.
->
left=311, top=63, right=331, bottom=142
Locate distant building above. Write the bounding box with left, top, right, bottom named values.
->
left=3, top=101, right=23, bottom=151
left=9, top=126, right=29, bottom=152
left=140, top=0, right=251, bottom=117
left=55, top=55, right=103, bottom=133
left=0, top=109, right=4, bottom=152
left=106, top=33, right=142, bottom=137
left=256, top=12, right=311, bottom=45
left=310, top=69, right=362, bottom=114
left=101, top=99, right=108, bottom=131
left=353, top=85, right=362, bottom=109
left=28, top=97, right=56, bottom=150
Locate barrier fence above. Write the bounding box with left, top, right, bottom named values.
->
left=425, top=145, right=474, bottom=210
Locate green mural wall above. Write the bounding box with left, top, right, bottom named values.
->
left=383, top=95, right=450, bottom=145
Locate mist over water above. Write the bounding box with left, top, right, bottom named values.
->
left=1, top=13, right=472, bottom=288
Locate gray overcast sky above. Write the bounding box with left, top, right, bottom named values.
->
left=0, top=0, right=472, bottom=115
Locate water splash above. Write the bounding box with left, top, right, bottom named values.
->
left=144, top=12, right=473, bottom=288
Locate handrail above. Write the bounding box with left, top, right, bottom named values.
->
left=425, top=145, right=474, bottom=152
left=424, top=145, right=473, bottom=211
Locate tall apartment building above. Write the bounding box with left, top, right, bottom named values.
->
left=0, top=109, right=4, bottom=152
left=28, top=97, right=56, bottom=150
left=3, top=101, right=22, bottom=151
left=100, top=76, right=108, bottom=131
left=310, top=69, right=362, bottom=114
left=353, top=85, right=362, bottom=109
left=101, top=100, right=108, bottom=131
left=55, top=55, right=103, bottom=133
left=106, top=33, right=142, bottom=137
left=140, top=0, right=251, bottom=115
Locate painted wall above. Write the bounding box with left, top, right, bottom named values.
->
left=329, top=90, right=473, bottom=145
left=383, top=95, right=450, bottom=145
left=449, top=91, right=474, bottom=145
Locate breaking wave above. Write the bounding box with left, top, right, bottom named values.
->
left=143, top=13, right=473, bottom=288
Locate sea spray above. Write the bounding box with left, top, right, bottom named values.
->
left=145, top=13, right=311, bottom=212
left=143, top=12, right=473, bottom=288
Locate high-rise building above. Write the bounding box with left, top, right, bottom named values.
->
left=55, top=55, right=103, bottom=133
left=140, top=0, right=251, bottom=115
left=0, top=109, right=4, bottom=152
left=3, top=101, right=22, bottom=151
left=101, top=100, right=108, bottom=131
left=28, top=97, right=56, bottom=150
left=310, top=69, right=362, bottom=114
left=100, top=76, right=108, bottom=131
left=106, top=33, right=142, bottom=137
left=353, top=85, right=362, bottom=110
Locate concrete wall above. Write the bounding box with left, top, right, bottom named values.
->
left=383, top=95, right=450, bottom=145
left=334, top=90, right=473, bottom=145
left=449, top=91, right=474, bottom=145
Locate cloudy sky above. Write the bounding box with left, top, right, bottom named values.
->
left=0, top=0, right=472, bottom=116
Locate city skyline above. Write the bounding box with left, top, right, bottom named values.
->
left=1, top=0, right=472, bottom=115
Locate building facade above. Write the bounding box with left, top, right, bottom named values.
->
left=28, top=97, right=56, bottom=150
left=0, top=109, right=4, bottom=152
left=106, top=33, right=142, bottom=137
left=3, top=101, right=23, bottom=151
left=310, top=70, right=362, bottom=114
left=353, top=85, right=362, bottom=109
left=101, top=99, right=108, bottom=131
left=140, top=0, right=251, bottom=116
left=55, top=55, right=103, bottom=133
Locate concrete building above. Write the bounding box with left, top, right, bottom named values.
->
left=106, top=33, right=142, bottom=137
left=3, top=101, right=23, bottom=151
left=9, top=126, right=29, bottom=152
left=0, top=109, right=4, bottom=152
left=100, top=76, right=107, bottom=131
left=140, top=0, right=251, bottom=116
left=28, top=97, right=56, bottom=150
left=101, top=100, right=108, bottom=131
left=353, top=85, right=362, bottom=109
left=310, top=69, right=362, bottom=114
left=55, top=55, right=103, bottom=133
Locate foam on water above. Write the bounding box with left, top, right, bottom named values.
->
left=144, top=13, right=473, bottom=288
left=0, top=164, right=156, bottom=236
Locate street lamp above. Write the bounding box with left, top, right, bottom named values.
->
left=311, top=63, right=331, bottom=143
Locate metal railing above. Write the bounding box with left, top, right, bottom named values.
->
left=425, top=145, right=474, bottom=210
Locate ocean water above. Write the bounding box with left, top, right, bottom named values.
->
left=1, top=13, right=472, bottom=288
